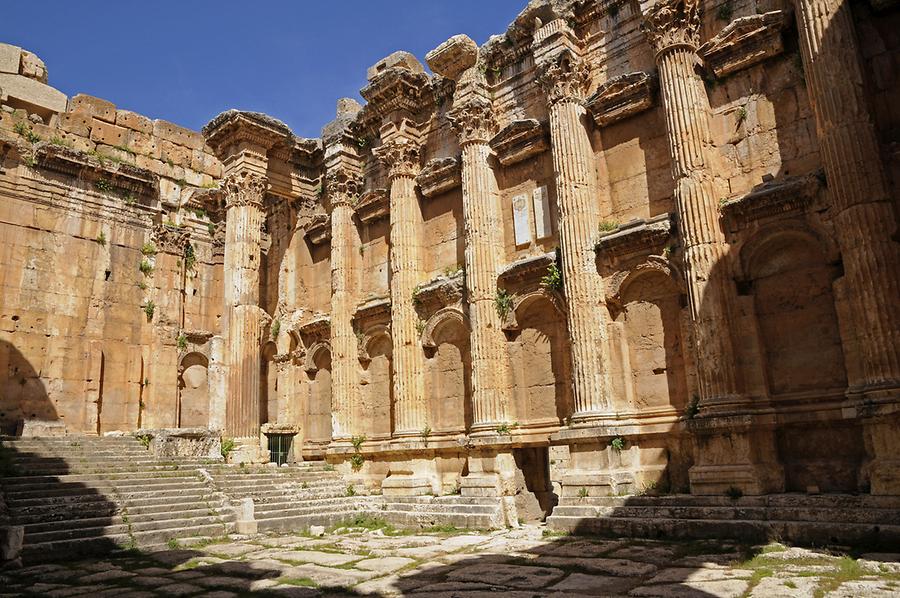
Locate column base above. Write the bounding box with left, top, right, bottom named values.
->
left=227, top=437, right=267, bottom=465
left=381, top=476, right=434, bottom=497
left=687, top=415, right=784, bottom=495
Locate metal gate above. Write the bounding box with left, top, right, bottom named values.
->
left=267, top=434, right=293, bottom=465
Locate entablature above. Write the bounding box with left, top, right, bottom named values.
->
left=489, top=119, right=550, bottom=166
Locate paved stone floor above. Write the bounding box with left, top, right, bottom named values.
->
left=2, top=522, right=899, bottom=597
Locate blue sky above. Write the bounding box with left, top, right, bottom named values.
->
left=1, top=1, right=523, bottom=138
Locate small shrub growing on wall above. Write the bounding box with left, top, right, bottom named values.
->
left=350, top=453, right=365, bottom=471
left=610, top=437, right=625, bottom=451
left=177, top=334, right=188, bottom=351
left=142, top=301, right=156, bottom=321
left=221, top=438, right=235, bottom=459
left=541, top=262, right=563, bottom=291
left=494, top=289, right=513, bottom=319
left=139, top=259, right=153, bottom=276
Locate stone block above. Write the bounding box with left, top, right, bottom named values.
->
left=128, top=129, right=159, bottom=157
left=0, top=73, right=67, bottom=115
left=0, top=43, right=21, bottom=75
left=309, top=525, right=325, bottom=537
left=153, top=119, right=204, bottom=150
left=68, top=93, right=116, bottom=123
left=19, top=51, right=47, bottom=83
left=89, top=118, right=129, bottom=147
left=0, top=525, right=23, bottom=562
left=16, top=419, right=66, bottom=437
left=367, top=50, right=424, bottom=81
left=425, top=35, right=478, bottom=81
left=381, top=476, right=432, bottom=496
left=160, top=139, right=192, bottom=167
left=58, top=111, right=92, bottom=137
left=115, top=109, right=152, bottom=134
left=191, top=149, right=223, bottom=178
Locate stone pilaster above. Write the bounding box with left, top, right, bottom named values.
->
left=446, top=75, right=512, bottom=432
left=374, top=138, right=426, bottom=436
left=643, top=0, right=782, bottom=494
left=326, top=166, right=362, bottom=440
left=793, top=0, right=900, bottom=493
left=533, top=23, right=611, bottom=421
left=222, top=170, right=266, bottom=441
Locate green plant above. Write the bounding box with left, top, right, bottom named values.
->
left=49, top=136, right=72, bottom=148
left=220, top=437, right=235, bottom=459
left=207, top=222, right=216, bottom=236
left=177, top=334, right=188, bottom=351
left=183, top=243, right=196, bottom=271
left=420, top=425, right=432, bottom=442
left=324, top=463, right=335, bottom=471
left=138, top=281, right=147, bottom=291
left=685, top=394, right=700, bottom=419
left=142, top=300, right=156, bottom=320
left=578, top=487, right=589, bottom=499
left=540, top=262, right=563, bottom=291
left=443, top=264, right=462, bottom=277
left=725, top=485, right=743, bottom=500
left=14, top=121, right=41, bottom=143
left=141, top=242, right=157, bottom=256
left=495, top=289, right=513, bottom=319
left=95, top=232, right=107, bottom=246
left=139, top=259, right=153, bottom=275
left=271, top=319, right=281, bottom=339
left=716, top=0, right=733, bottom=21
left=94, top=179, right=113, bottom=193
left=610, top=437, right=625, bottom=451
left=736, top=106, right=748, bottom=123
left=137, top=434, right=151, bottom=449
left=496, top=421, right=518, bottom=435
left=345, top=484, right=356, bottom=497
left=350, top=435, right=366, bottom=451
left=349, top=453, right=365, bottom=471
left=415, top=319, right=425, bottom=335
left=22, top=154, right=37, bottom=167
left=598, top=220, right=620, bottom=233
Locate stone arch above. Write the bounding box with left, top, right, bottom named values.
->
left=304, top=343, right=332, bottom=444
left=261, top=341, right=278, bottom=425
left=359, top=327, right=393, bottom=438
left=423, top=309, right=472, bottom=433
left=614, top=267, right=689, bottom=414
left=178, top=352, right=209, bottom=428
left=507, top=292, right=574, bottom=425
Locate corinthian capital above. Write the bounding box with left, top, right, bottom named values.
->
left=536, top=51, right=592, bottom=106
left=222, top=170, right=266, bottom=210
left=641, top=0, right=701, bottom=56
left=373, top=139, right=422, bottom=179
left=447, top=96, right=497, bottom=146
left=326, top=167, right=364, bottom=208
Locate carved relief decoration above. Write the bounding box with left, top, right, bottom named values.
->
left=536, top=50, right=592, bottom=106
left=222, top=170, right=266, bottom=210
left=586, top=72, right=657, bottom=127
left=325, top=167, right=363, bottom=208
left=447, top=96, right=498, bottom=145
left=372, top=139, right=422, bottom=179
left=416, top=157, right=462, bottom=198
left=641, top=0, right=701, bottom=55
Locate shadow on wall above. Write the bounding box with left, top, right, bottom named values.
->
left=0, top=340, right=58, bottom=437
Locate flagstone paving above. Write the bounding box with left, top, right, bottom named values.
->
left=1, top=522, right=898, bottom=597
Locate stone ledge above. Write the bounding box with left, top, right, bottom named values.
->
left=594, top=213, right=672, bottom=260
left=586, top=71, right=657, bottom=127
left=489, top=119, right=549, bottom=167
left=355, top=188, right=389, bottom=223
left=699, top=11, right=788, bottom=79
left=416, top=156, right=461, bottom=198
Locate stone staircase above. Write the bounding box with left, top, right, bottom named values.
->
left=547, top=494, right=900, bottom=548
left=376, top=495, right=505, bottom=530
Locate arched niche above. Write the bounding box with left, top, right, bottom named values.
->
left=423, top=308, right=472, bottom=433
left=507, top=292, right=573, bottom=425
left=304, top=342, right=332, bottom=444
left=359, top=327, right=393, bottom=439
left=178, top=352, right=209, bottom=428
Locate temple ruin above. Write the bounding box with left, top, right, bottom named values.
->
left=1, top=0, right=899, bottom=558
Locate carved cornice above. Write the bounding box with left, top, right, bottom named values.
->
left=498, top=252, right=556, bottom=292
left=698, top=11, right=787, bottom=78
left=594, top=214, right=673, bottom=261
left=446, top=96, right=497, bottom=146
left=298, top=314, right=330, bottom=342
left=489, top=119, right=550, bottom=167
left=183, top=329, right=214, bottom=344
left=222, top=171, right=266, bottom=210
left=203, top=110, right=294, bottom=157
left=416, top=157, right=462, bottom=198
left=372, top=139, right=421, bottom=179
left=641, top=0, right=701, bottom=56
left=325, top=167, right=363, bottom=208
left=151, top=223, right=191, bottom=255
left=354, top=188, right=390, bottom=224
left=721, top=172, right=822, bottom=231
left=586, top=72, right=658, bottom=127
left=413, top=271, right=465, bottom=320
left=360, top=67, right=431, bottom=118
left=33, top=143, right=157, bottom=197
left=536, top=50, right=592, bottom=106
left=304, top=213, right=331, bottom=245
left=354, top=297, right=392, bottom=330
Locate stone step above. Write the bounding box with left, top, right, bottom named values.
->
left=378, top=509, right=501, bottom=530
left=2, top=473, right=205, bottom=492
left=22, top=505, right=232, bottom=534
left=254, top=497, right=366, bottom=517
left=0, top=469, right=207, bottom=486
left=6, top=463, right=211, bottom=476
left=8, top=489, right=214, bottom=509
left=24, top=512, right=230, bottom=544
left=5, top=479, right=211, bottom=500
left=571, top=493, right=900, bottom=509
left=379, top=502, right=499, bottom=515
left=12, top=496, right=225, bottom=524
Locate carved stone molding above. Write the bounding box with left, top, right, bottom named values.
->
left=425, top=34, right=479, bottom=81
left=720, top=172, right=823, bottom=231
left=605, top=255, right=685, bottom=309
left=360, top=68, right=431, bottom=117
left=372, top=139, right=422, bottom=179
left=354, top=188, right=390, bottom=223
left=641, top=0, right=701, bottom=55
left=594, top=213, right=673, bottom=262
left=501, top=288, right=567, bottom=332
left=497, top=252, right=556, bottom=293
left=447, top=96, right=498, bottom=145
left=586, top=72, right=657, bottom=127
left=33, top=144, right=157, bottom=197
left=203, top=110, right=293, bottom=156
left=416, top=157, right=462, bottom=198
left=421, top=307, right=468, bottom=349
left=298, top=314, right=330, bottom=344
left=488, top=119, right=550, bottom=166
left=698, top=11, right=788, bottom=78
left=222, top=170, right=266, bottom=210
left=304, top=213, right=331, bottom=245
left=325, top=167, right=363, bottom=208
left=536, top=50, right=592, bottom=106
left=412, top=271, right=465, bottom=320
left=354, top=297, right=392, bottom=331
left=151, top=223, right=191, bottom=255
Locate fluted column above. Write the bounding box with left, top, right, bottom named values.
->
left=534, top=43, right=611, bottom=420
left=448, top=92, right=512, bottom=430
left=374, top=140, right=426, bottom=436
left=222, top=171, right=266, bottom=439
left=327, top=168, right=362, bottom=440
left=642, top=0, right=741, bottom=409
left=793, top=0, right=900, bottom=392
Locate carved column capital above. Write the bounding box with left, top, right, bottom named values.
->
left=325, top=167, right=363, bottom=208
left=373, top=139, right=422, bottom=179
left=536, top=51, right=592, bottom=106
left=151, top=223, right=190, bottom=255
left=447, top=96, right=498, bottom=146
left=641, top=0, right=701, bottom=56
left=222, top=170, right=266, bottom=210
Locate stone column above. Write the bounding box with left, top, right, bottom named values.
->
left=374, top=139, right=425, bottom=436
left=793, top=0, right=900, bottom=494
left=327, top=167, right=362, bottom=440
left=447, top=87, right=512, bottom=431
left=642, top=0, right=741, bottom=409
left=533, top=23, right=611, bottom=421
left=222, top=171, right=266, bottom=441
